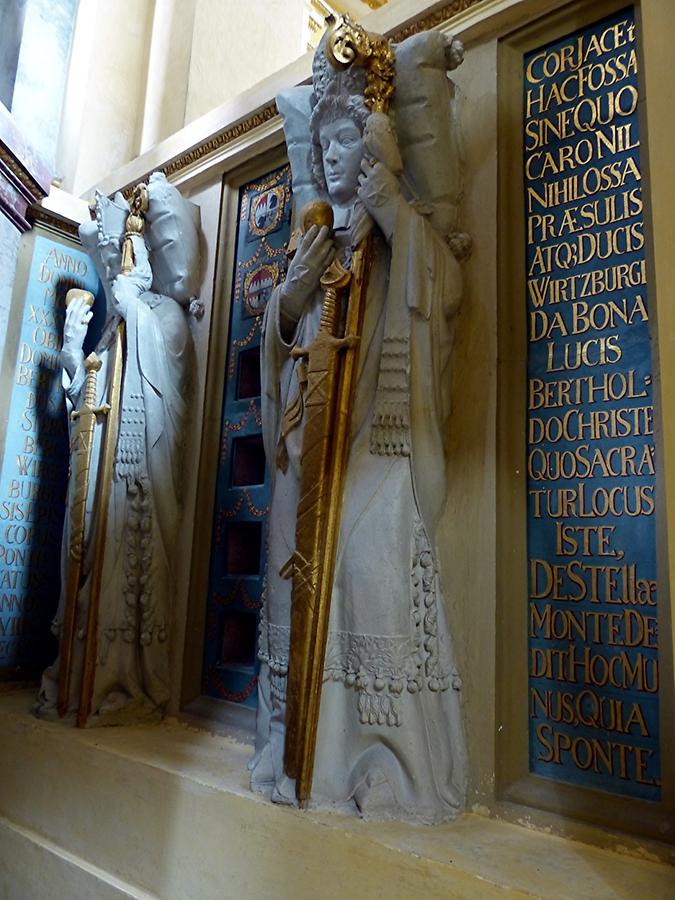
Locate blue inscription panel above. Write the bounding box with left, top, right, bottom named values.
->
left=202, top=166, right=291, bottom=707
left=0, top=235, right=102, bottom=677
left=524, top=8, right=661, bottom=800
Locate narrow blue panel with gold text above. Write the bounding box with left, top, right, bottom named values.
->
left=524, top=7, right=660, bottom=800
left=0, top=235, right=103, bottom=677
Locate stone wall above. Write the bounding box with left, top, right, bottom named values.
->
left=0, top=218, right=21, bottom=364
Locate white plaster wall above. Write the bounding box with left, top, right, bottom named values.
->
left=0, top=0, right=28, bottom=111
left=53, top=1, right=381, bottom=196
left=60, top=0, right=155, bottom=196
left=140, top=0, right=198, bottom=152
left=10, top=0, right=77, bottom=172
left=184, top=0, right=307, bottom=125
left=58, top=0, right=310, bottom=197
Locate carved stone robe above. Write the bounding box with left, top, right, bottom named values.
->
left=37, top=290, right=190, bottom=723
left=252, top=199, right=467, bottom=823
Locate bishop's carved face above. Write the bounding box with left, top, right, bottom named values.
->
left=319, top=117, right=364, bottom=206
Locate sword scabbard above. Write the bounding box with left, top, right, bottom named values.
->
left=58, top=352, right=104, bottom=717
left=77, top=324, right=125, bottom=727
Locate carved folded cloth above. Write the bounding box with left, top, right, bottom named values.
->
left=145, top=172, right=201, bottom=305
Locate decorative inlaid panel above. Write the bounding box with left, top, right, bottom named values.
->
left=202, top=165, right=291, bottom=707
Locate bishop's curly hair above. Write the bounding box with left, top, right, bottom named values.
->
left=309, top=90, right=370, bottom=194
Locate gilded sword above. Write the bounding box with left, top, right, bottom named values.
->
left=58, top=290, right=109, bottom=717
left=282, top=15, right=396, bottom=803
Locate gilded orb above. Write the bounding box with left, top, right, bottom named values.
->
left=301, top=200, right=334, bottom=234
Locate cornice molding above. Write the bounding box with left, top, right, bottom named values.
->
left=0, top=103, right=52, bottom=233
left=0, top=156, right=33, bottom=231
left=390, top=0, right=484, bottom=41
left=28, top=204, right=81, bottom=241
left=0, top=141, right=46, bottom=202
left=162, top=102, right=279, bottom=182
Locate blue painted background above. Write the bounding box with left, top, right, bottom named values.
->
left=0, top=234, right=103, bottom=677
left=524, top=7, right=661, bottom=800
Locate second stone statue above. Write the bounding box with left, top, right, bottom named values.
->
left=36, top=172, right=201, bottom=726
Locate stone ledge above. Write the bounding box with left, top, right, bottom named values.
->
left=0, top=818, right=151, bottom=900
left=0, top=689, right=673, bottom=899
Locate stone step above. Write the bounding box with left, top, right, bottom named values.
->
left=0, top=817, right=152, bottom=900
left=1, top=689, right=673, bottom=899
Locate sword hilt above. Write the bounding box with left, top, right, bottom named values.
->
left=319, top=258, right=351, bottom=335
left=82, top=353, right=102, bottom=404
left=71, top=353, right=109, bottom=422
